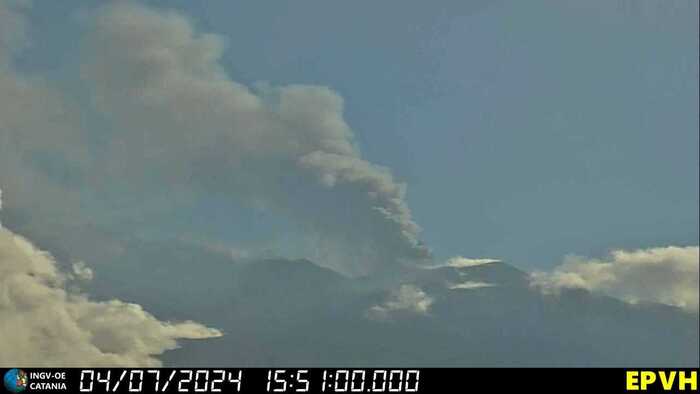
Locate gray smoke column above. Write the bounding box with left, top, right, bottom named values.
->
left=80, top=3, right=430, bottom=274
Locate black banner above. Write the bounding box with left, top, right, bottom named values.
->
left=1, top=368, right=697, bottom=394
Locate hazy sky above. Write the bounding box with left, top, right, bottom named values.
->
left=6, top=0, right=700, bottom=269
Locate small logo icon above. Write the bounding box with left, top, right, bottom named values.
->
left=3, top=369, right=27, bottom=393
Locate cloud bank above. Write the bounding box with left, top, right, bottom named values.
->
left=0, top=190, right=222, bottom=367
left=530, top=246, right=699, bottom=313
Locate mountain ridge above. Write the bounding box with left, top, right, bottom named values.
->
left=66, top=238, right=698, bottom=366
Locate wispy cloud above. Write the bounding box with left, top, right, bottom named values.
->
left=424, top=256, right=500, bottom=269
left=366, top=284, right=433, bottom=320
left=448, top=281, right=496, bottom=290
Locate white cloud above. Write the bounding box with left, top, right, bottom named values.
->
left=425, top=256, right=500, bottom=269
left=448, top=281, right=496, bottom=290
left=530, top=246, right=699, bottom=313
left=71, top=261, right=94, bottom=281
left=0, top=190, right=222, bottom=367
left=366, top=284, right=433, bottom=320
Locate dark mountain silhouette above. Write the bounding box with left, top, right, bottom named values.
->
left=80, top=239, right=698, bottom=367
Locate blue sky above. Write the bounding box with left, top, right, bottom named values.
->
left=11, top=0, right=700, bottom=270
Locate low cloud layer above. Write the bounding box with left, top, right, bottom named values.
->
left=530, top=246, right=699, bottom=313
left=0, top=190, right=222, bottom=367
left=366, top=284, right=433, bottom=320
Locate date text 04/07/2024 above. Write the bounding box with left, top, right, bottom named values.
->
left=78, top=369, right=421, bottom=393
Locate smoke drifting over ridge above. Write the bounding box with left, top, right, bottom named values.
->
left=76, top=2, right=429, bottom=274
